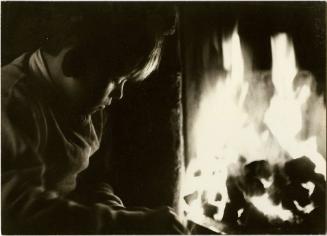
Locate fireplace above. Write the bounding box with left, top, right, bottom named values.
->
left=179, top=3, right=326, bottom=234
left=2, top=2, right=325, bottom=234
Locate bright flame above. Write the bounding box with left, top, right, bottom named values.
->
left=264, top=34, right=326, bottom=176
left=250, top=193, right=293, bottom=221
left=301, top=181, right=315, bottom=196
left=181, top=29, right=326, bottom=229
left=294, top=200, right=315, bottom=214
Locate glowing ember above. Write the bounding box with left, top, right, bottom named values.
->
left=249, top=193, right=293, bottom=221
left=301, top=182, right=315, bottom=196
left=294, top=200, right=315, bottom=214
left=181, top=26, right=326, bottom=232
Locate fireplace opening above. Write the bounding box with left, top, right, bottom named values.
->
left=179, top=3, right=326, bottom=234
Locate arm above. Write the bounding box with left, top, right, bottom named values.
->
left=2, top=89, right=187, bottom=234
left=1, top=92, right=121, bottom=234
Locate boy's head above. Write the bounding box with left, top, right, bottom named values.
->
left=41, top=3, right=176, bottom=114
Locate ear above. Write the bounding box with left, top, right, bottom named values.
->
left=62, top=48, right=86, bottom=77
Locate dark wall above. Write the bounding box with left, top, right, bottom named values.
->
left=99, top=36, right=184, bottom=208
left=2, top=2, right=51, bottom=64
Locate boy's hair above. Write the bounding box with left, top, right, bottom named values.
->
left=42, top=3, right=176, bottom=81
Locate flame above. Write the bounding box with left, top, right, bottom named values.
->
left=182, top=26, right=248, bottom=223
left=294, top=200, right=315, bottom=214
left=250, top=193, right=293, bottom=221
left=181, top=28, right=326, bottom=230
left=301, top=181, right=315, bottom=196
left=264, top=34, right=326, bottom=176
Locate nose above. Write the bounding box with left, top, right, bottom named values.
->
left=111, top=79, right=126, bottom=100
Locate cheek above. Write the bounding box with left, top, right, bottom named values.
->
left=88, top=81, right=115, bottom=103
left=64, top=79, right=88, bottom=103
left=68, top=80, right=97, bottom=105
left=68, top=76, right=115, bottom=106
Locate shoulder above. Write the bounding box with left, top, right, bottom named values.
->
left=2, top=54, right=45, bottom=155
left=2, top=53, right=37, bottom=124
left=2, top=54, right=30, bottom=99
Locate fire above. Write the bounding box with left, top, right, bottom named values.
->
left=249, top=193, right=293, bottom=221
left=181, top=27, right=326, bottom=232
left=265, top=34, right=326, bottom=176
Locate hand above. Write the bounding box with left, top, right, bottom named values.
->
left=115, top=206, right=189, bottom=234
left=142, top=206, right=189, bottom=234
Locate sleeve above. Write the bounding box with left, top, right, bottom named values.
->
left=69, top=110, right=125, bottom=209
left=1, top=89, right=122, bottom=234
left=89, top=111, right=125, bottom=208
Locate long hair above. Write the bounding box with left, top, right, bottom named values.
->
left=42, top=3, right=176, bottom=81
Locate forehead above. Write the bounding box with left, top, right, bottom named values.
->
left=79, top=58, right=140, bottom=85
left=79, top=29, right=156, bottom=69
left=70, top=32, right=161, bottom=82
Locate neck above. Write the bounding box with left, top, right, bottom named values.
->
left=42, top=48, right=79, bottom=114
left=42, top=48, right=70, bottom=84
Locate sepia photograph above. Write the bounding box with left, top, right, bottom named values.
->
left=1, top=1, right=326, bottom=234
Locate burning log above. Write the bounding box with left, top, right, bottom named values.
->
left=284, top=183, right=311, bottom=207
left=244, top=160, right=272, bottom=179
left=303, top=207, right=326, bottom=234
left=282, top=157, right=326, bottom=216
left=241, top=176, right=265, bottom=196
left=284, top=156, right=316, bottom=183
left=269, top=167, right=288, bottom=205
left=226, top=177, right=246, bottom=208
left=222, top=157, right=326, bottom=233
left=238, top=204, right=270, bottom=228
left=309, top=173, right=326, bottom=207
left=203, top=203, right=218, bottom=218
left=222, top=177, right=247, bottom=225
left=239, top=160, right=273, bottom=196
left=200, top=190, right=219, bottom=218
left=238, top=203, right=299, bottom=234
left=222, top=202, right=240, bottom=226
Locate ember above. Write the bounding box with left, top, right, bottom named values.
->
left=181, top=27, right=326, bottom=234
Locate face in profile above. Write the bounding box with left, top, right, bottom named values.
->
left=60, top=49, right=126, bottom=115
left=60, top=44, right=160, bottom=115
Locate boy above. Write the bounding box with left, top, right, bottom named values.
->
left=2, top=3, right=187, bottom=234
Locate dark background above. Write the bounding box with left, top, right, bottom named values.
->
left=2, top=2, right=326, bottom=211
